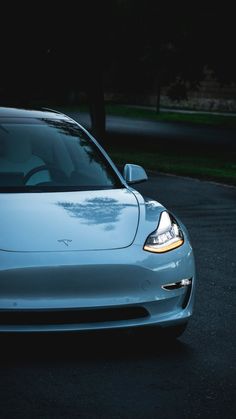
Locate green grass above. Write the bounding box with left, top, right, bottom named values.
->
left=108, top=149, right=236, bottom=185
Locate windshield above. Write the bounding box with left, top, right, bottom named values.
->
left=0, top=117, right=122, bottom=192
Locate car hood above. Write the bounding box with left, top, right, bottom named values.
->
left=0, top=188, right=139, bottom=252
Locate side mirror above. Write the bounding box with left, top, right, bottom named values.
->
left=123, top=164, right=148, bottom=184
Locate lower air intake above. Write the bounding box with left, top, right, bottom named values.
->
left=0, top=307, right=148, bottom=325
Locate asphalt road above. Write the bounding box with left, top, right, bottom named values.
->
left=66, top=111, right=236, bottom=149
left=0, top=173, right=235, bottom=419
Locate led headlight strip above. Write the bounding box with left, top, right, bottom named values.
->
left=144, top=211, right=184, bottom=253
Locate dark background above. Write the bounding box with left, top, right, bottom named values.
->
left=1, top=3, right=236, bottom=137
left=0, top=3, right=236, bottom=419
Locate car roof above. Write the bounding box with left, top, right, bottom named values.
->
left=0, top=106, right=70, bottom=120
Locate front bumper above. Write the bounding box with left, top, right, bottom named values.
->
left=0, top=241, right=195, bottom=332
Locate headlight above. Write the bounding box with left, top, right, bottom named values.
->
left=144, top=211, right=184, bottom=253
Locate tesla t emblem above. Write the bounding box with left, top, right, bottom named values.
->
left=58, top=239, right=72, bottom=247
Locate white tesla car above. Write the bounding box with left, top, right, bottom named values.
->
left=0, top=107, right=195, bottom=337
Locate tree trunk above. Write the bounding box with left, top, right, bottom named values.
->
left=156, top=75, right=161, bottom=114
left=87, top=70, right=106, bottom=143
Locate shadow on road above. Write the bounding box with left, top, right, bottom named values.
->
left=0, top=329, right=193, bottom=365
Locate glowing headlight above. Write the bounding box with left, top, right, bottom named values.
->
left=144, top=211, right=184, bottom=253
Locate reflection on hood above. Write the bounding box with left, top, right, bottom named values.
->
left=57, top=197, right=135, bottom=226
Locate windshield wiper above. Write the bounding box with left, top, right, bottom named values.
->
left=0, top=186, right=45, bottom=193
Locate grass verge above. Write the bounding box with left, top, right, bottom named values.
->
left=110, top=151, right=236, bottom=186
left=108, top=147, right=236, bottom=186
left=110, top=152, right=236, bottom=186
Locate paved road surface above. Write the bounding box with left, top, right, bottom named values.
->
left=65, top=110, right=236, bottom=149
left=129, top=105, right=236, bottom=117
left=0, top=174, right=235, bottom=419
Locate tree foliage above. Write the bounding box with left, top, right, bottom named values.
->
left=0, top=2, right=235, bottom=133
